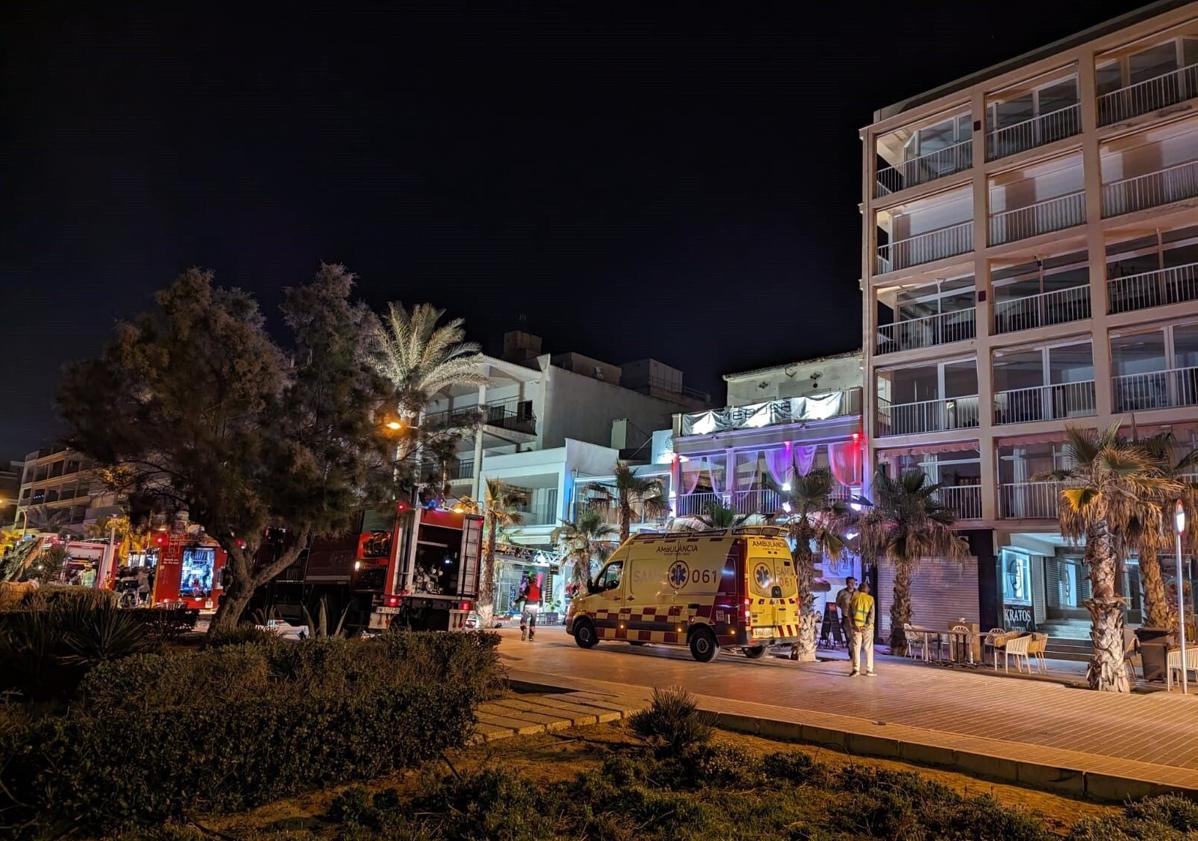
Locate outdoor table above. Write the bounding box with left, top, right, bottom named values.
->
left=940, top=628, right=976, bottom=665
left=906, top=626, right=943, bottom=662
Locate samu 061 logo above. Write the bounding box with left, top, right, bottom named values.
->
left=667, top=560, right=690, bottom=589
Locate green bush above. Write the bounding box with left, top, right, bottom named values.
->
left=201, top=624, right=280, bottom=649
left=760, top=750, right=816, bottom=783
left=627, top=686, right=712, bottom=757
left=1069, top=794, right=1198, bottom=841
left=18, top=584, right=117, bottom=611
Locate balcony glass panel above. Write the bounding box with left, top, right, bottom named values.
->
left=875, top=276, right=975, bottom=354
left=893, top=449, right=981, bottom=519
left=998, top=442, right=1071, bottom=519
left=1108, top=227, right=1198, bottom=313
left=992, top=341, right=1095, bottom=425
left=988, top=154, right=1084, bottom=245
left=1101, top=119, right=1198, bottom=217
left=986, top=74, right=1080, bottom=160
left=875, top=187, right=973, bottom=273
left=876, top=360, right=979, bottom=437
left=992, top=250, right=1090, bottom=334
left=875, top=113, right=972, bottom=197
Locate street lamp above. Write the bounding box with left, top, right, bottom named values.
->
left=1175, top=499, right=1188, bottom=695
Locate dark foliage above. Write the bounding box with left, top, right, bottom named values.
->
left=627, top=685, right=713, bottom=757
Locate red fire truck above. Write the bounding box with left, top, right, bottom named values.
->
left=303, top=503, right=484, bottom=632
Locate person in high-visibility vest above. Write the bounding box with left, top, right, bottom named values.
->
left=848, top=579, right=876, bottom=677
left=519, top=572, right=543, bottom=641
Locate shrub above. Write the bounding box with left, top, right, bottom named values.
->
left=19, top=583, right=117, bottom=611
left=1069, top=794, right=1198, bottom=841
left=202, top=624, right=279, bottom=649
left=760, top=750, right=815, bottom=784
left=627, top=686, right=712, bottom=757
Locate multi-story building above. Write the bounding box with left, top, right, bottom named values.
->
left=0, top=459, right=22, bottom=526
left=14, top=446, right=121, bottom=535
left=861, top=0, right=1198, bottom=640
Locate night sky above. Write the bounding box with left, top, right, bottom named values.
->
left=2, top=1, right=1137, bottom=457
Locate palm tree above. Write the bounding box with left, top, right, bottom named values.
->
left=772, top=467, right=851, bottom=662
left=696, top=501, right=749, bottom=529
left=1128, top=432, right=1198, bottom=632
left=478, top=478, right=528, bottom=625
left=553, top=510, right=618, bottom=593
left=858, top=468, right=968, bottom=656
left=596, top=461, right=668, bottom=545
left=1054, top=424, right=1182, bottom=692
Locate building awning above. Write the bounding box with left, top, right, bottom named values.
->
left=876, top=440, right=978, bottom=457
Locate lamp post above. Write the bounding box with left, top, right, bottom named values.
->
left=1175, top=499, right=1188, bottom=695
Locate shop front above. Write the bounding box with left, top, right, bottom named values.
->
left=494, top=544, right=565, bottom=624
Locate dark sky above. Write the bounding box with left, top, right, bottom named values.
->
left=2, top=1, right=1137, bottom=457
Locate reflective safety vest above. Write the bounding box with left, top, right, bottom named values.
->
left=850, top=592, right=875, bottom=627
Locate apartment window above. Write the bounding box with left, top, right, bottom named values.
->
left=875, top=275, right=976, bottom=353
left=45, top=490, right=59, bottom=503
left=49, top=461, right=63, bottom=478
left=876, top=358, right=979, bottom=436
left=20, top=488, right=30, bottom=501
left=64, top=460, right=80, bottom=474
left=1112, top=321, right=1198, bottom=411
left=993, top=340, right=1096, bottom=424
left=34, top=467, right=48, bottom=482
left=986, top=74, right=1079, bottom=160
left=1097, top=36, right=1198, bottom=125
left=892, top=447, right=982, bottom=519
left=992, top=250, right=1091, bottom=333
left=1107, top=227, right=1198, bottom=313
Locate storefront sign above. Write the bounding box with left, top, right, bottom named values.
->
left=1003, top=604, right=1034, bottom=632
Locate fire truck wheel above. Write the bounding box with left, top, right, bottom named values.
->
left=742, top=646, right=767, bottom=659
left=573, top=618, right=599, bottom=649
left=688, top=626, right=719, bottom=662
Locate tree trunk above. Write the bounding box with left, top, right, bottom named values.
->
left=1139, top=542, right=1175, bottom=629
left=1085, top=520, right=1131, bottom=692
left=619, top=493, right=631, bottom=546
left=209, top=584, right=255, bottom=632
left=791, top=535, right=818, bottom=662
left=888, top=561, right=912, bottom=655
left=208, top=533, right=310, bottom=633
left=477, top=514, right=498, bottom=627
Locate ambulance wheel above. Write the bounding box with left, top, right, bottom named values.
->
left=689, top=627, right=719, bottom=662
left=742, top=646, right=767, bottom=659
left=628, top=641, right=646, bottom=646
left=573, top=618, right=599, bottom=649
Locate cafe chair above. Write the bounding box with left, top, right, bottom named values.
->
left=1004, top=634, right=1033, bottom=673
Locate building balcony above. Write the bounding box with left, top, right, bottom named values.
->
left=992, top=380, right=1097, bottom=425
left=424, top=399, right=536, bottom=436
left=875, top=307, right=976, bottom=355
left=876, top=221, right=973, bottom=274
left=877, top=394, right=980, bottom=437
left=875, top=139, right=972, bottom=198
left=1098, top=62, right=1198, bottom=127
left=677, top=388, right=861, bottom=437
left=986, top=104, right=1081, bottom=161
left=993, top=285, right=1091, bottom=334
left=934, top=484, right=982, bottom=519
left=988, top=191, right=1085, bottom=246
left=1108, top=262, right=1198, bottom=314
left=1102, top=159, right=1198, bottom=218
left=447, top=459, right=474, bottom=481
left=1113, top=366, right=1198, bottom=412
left=999, top=480, right=1062, bottom=519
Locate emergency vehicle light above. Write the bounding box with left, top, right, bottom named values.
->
left=385, top=595, right=400, bottom=607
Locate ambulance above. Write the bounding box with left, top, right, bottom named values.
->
left=565, top=526, right=800, bottom=662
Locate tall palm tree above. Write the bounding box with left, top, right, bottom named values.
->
left=553, top=510, right=618, bottom=593
left=596, top=461, right=668, bottom=545
left=772, top=467, right=851, bottom=662
left=696, top=501, right=749, bottom=529
left=1055, top=424, right=1182, bottom=692
left=858, top=468, right=968, bottom=656
left=478, top=478, right=528, bottom=624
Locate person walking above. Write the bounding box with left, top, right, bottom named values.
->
left=834, top=577, right=857, bottom=650
left=519, top=572, right=543, bottom=641
left=849, top=580, right=876, bottom=677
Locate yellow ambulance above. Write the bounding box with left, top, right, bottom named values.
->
left=565, top=526, right=800, bottom=662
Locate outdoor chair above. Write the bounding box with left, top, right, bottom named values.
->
left=903, top=623, right=930, bottom=661
left=1166, top=647, right=1198, bottom=691
left=1027, top=633, right=1049, bottom=673
left=950, top=624, right=973, bottom=664
left=1004, top=634, right=1033, bottom=673
left=982, top=628, right=1015, bottom=670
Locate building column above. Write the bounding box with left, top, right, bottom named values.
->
left=971, top=85, right=998, bottom=523
left=471, top=383, right=486, bottom=500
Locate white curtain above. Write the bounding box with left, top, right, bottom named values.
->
left=766, top=447, right=792, bottom=486
left=803, top=392, right=843, bottom=420
left=707, top=454, right=727, bottom=495
left=793, top=444, right=818, bottom=476
left=680, top=458, right=701, bottom=494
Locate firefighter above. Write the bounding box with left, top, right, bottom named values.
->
left=519, top=572, right=543, bottom=641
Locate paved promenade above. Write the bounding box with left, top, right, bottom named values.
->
left=498, top=627, right=1198, bottom=798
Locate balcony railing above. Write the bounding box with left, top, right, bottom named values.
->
left=676, top=492, right=720, bottom=518
left=1102, top=159, right=1198, bottom=218
left=986, top=104, right=1081, bottom=161
left=875, top=307, right=976, bottom=354
left=935, top=484, right=982, bottom=519
left=1098, top=62, right=1198, bottom=126
left=876, top=220, right=973, bottom=274
left=573, top=498, right=663, bottom=527
left=992, top=380, right=1097, bottom=425
left=1108, top=263, right=1198, bottom=314
left=992, top=284, right=1091, bottom=334
left=875, top=139, right=973, bottom=198
left=423, top=399, right=536, bottom=435
left=731, top=489, right=782, bottom=516
left=877, top=394, right=980, bottom=437
left=448, top=459, right=474, bottom=481
left=988, top=191, right=1085, bottom=245
left=1113, top=366, right=1198, bottom=412
left=999, top=480, right=1062, bottom=519
left=678, top=388, right=861, bottom=436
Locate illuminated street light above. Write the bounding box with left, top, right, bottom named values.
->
left=1176, top=499, right=1188, bottom=695
left=385, top=420, right=404, bottom=431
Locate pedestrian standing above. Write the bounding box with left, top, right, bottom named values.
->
left=849, top=580, right=876, bottom=677
left=519, top=573, right=543, bottom=641
left=835, top=577, right=857, bottom=649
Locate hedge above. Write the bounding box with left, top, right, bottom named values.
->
left=0, top=631, right=503, bottom=836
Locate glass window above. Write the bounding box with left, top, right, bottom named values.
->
left=1129, top=42, right=1179, bottom=84
left=1185, top=38, right=1198, bottom=68
left=915, top=119, right=956, bottom=155
left=1112, top=331, right=1167, bottom=375
left=1048, top=343, right=1094, bottom=384
left=1038, top=78, right=1078, bottom=113
left=1096, top=61, right=1123, bottom=95
left=994, top=348, right=1044, bottom=392
left=994, top=94, right=1034, bottom=129
left=595, top=560, right=624, bottom=592
left=943, top=360, right=979, bottom=397
left=1173, top=324, right=1198, bottom=369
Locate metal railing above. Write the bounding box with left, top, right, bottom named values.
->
left=877, top=394, right=980, bottom=437
left=678, top=387, right=862, bottom=436
left=675, top=492, right=720, bottom=518
left=1098, top=62, right=1198, bottom=126
left=1113, top=366, right=1198, bottom=412
left=992, top=284, right=1091, bottom=334
left=999, top=481, right=1062, bottom=519
left=875, top=139, right=973, bottom=198
left=876, top=220, right=973, bottom=274
left=1108, top=263, right=1198, bottom=314
left=731, top=489, right=782, bottom=516
left=573, top=498, right=663, bottom=526
left=876, top=307, right=976, bottom=354
left=448, top=459, right=474, bottom=481
left=986, top=104, right=1081, bottom=161
left=988, top=191, right=1085, bottom=245
left=1102, top=159, right=1198, bottom=218
left=992, top=380, right=1097, bottom=425
left=423, top=399, right=536, bottom=435
left=935, top=484, right=982, bottom=519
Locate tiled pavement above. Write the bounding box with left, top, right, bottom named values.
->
left=498, top=627, right=1198, bottom=798
left=473, top=687, right=647, bottom=742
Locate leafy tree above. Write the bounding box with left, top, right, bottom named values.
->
left=771, top=467, right=851, bottom=662
left=1054, top=425, right=1181, bottom=692
left=58, top=265, right=396, bottom=631
left=478, top=478, right=528, bottom=624
left=553, top=510, right=618, bottom=592
left=858, top=468, right=967, bottom=656
left=595, top=461, right=668, bottom=545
